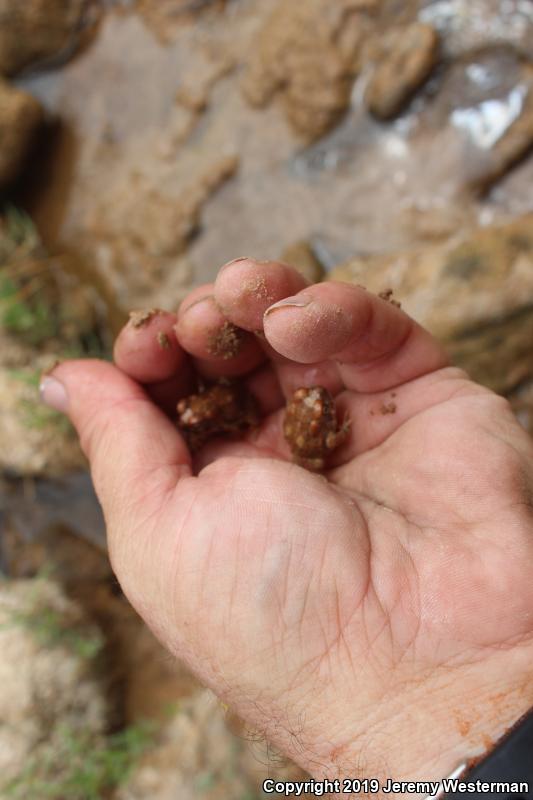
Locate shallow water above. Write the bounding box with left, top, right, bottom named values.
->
left=13, top=0, right=533, bottom=302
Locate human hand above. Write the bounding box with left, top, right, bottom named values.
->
left=41, top=259, right=533, bottom=791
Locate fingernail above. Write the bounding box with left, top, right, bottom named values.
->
left=218, top=256, right=251, bottom=274
left=264, top=296, right=311, bottom=316
left=179, top=294, right=215, bottom=317
left=39, top=375, right=68, bottom=413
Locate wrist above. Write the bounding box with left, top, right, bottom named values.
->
left=312, top=643, right=533, bottom=794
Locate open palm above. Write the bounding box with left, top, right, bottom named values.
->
left=49, top=258, right=533, bottom=784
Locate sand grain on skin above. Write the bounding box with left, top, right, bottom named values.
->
left=206, top=320, right=244, bottom=359
left=157, top=331, right=171, bottom=349
left=129, top=308, right=162, bottom=328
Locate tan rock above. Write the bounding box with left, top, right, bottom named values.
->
left=469, top=63, right=533, bottom=192
left=137, top=0, right=228, bottom=44
left=90, top=155, right=238, bottom=262
left=329, top=215, right=533, bottom=392
left=175, top=53, right=236, bottom=114
left=365, top=22, right=439, bottom=120
left=0, top=79, right=42, bottom=186
left=241, top=0, right=378, bottom=141
left=128, top=156, right=238, bottom=259
left=80, top=156, right=236, bottom=314
left=0, top=0, right=87, bottom=76
left=281, top=240, right=326, bottom=284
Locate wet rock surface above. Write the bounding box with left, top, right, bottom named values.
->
left=0, top=0, right=89, bottom=76
left=81, top=155, right=238, bottom=314
left=418, top=0, right=533, bottom=59
left=0, top=79, right=42, bottom=187
left=476, top=62, right=533, bottom=191
left=430, top=54, right=533, bottom=193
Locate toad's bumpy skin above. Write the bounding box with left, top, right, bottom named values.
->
left=177, top=381, right=260, bottom=452
left=283, top=386, right=350, bottom=471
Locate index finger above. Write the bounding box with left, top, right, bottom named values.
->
left=263, top=282, right=449, bottom=393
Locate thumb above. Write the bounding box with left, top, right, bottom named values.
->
left=40, top=359, right=192, bottom=537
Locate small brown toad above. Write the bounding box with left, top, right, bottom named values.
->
left=177, top=380, right=260, bottom=452
left=283, top=386, right=350, bottom=471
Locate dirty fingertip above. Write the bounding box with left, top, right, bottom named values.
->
left=214, top=257, right=308, bottom=332
left=114, top=308, right=185, bottom=383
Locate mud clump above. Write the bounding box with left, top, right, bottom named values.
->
left=157, top=331, right=171, bottom=349
left=0, top=78, right=42, bottom=187
left=128, top=308, right=163, bottom=329
left=378, top=288, right=401, bottom=308
left=0, top=0, right=88, bottom=76
left=241, top=0, right=378, bottom=141
left=206, top=320, right=244, bottom=360
left=365, top=22, right=440, bottom=120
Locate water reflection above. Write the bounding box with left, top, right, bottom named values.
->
left=420, top=0, right=533, bottom=54
left=451, top=83, right=527, bottom=149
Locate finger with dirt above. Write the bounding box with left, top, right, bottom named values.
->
left=263, top=281, right=449, bottom=393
